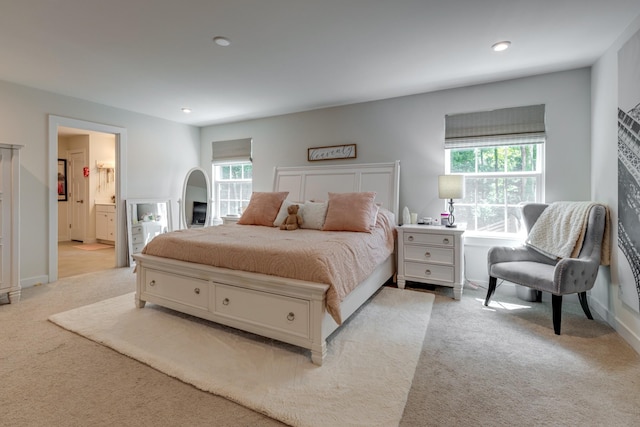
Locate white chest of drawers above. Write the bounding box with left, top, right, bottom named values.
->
left=397, top=224, right=466, bottom=299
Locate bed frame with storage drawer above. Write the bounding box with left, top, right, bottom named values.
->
left=134, top=161, right=400, bottom=365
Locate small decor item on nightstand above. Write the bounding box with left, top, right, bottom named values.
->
left=402, top=206, right=411, bottom=225
left=438, top=175, right=465, bottom=228
left=440, top=213, right=449, bottom=225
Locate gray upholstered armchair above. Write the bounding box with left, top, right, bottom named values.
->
left=484, top=203, right=608, bottom=335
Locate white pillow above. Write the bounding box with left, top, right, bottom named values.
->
left=273, top=200, right=303, bottom=227
left=300, top=201, right=327, bottom=230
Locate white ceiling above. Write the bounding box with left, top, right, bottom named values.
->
left=2, top=1, right=639, bottom=127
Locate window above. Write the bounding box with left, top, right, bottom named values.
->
left=445, top=143, right=543, bottom=234
left=212, top=162, right=252, bottom=217
left=444, top=105, right=546, bottom=234
left=211, top=138, right=253, bottom=219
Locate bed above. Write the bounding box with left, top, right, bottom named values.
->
left=133, top=161, right=400, bottom=365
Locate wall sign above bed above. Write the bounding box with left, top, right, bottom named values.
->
left=308, top=144, right=357, bottom=161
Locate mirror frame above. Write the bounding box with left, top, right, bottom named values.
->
left=180, top=167, right=211, bottom=229
left=126, top=198, right=172, bottom=265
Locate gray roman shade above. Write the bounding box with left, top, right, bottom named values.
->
left=211, top=138, right=252, bottom=163
left=444, top=105, right=545, bottom=149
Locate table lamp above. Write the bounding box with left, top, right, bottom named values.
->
left=438, top=175, right=465, bottom=228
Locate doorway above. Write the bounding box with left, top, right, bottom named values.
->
left=49, top=116, right=128, bottom=283
left=58, top=131, right=115, bottom=278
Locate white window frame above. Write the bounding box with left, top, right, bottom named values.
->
left=444, top=143, right=545, bottom=236
left=212, top=161, right=252, bottom=219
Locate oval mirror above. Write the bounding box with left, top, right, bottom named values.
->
left=181, top=167, right=211, bottom=229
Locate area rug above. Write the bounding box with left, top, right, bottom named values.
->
left=73, top=243, right=113, bottom=251
left=49, top=287, right=434, bottom=427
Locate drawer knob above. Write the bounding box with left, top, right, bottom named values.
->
left=149, top=280, right=156, bottom=287
left=424, top=251, right=431, bottom=258
left=287, top=312, right=295, bottom=321
left=222, top=298, right=230, bottom=306
left=194, top=287, right=200, bottom=295
left=408, top=235, right=414, bottom=241
left=443, top=238, right=450, bottom=244
left=425, top=269, right=432, bottom=276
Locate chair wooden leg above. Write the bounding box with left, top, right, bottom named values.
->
left=578, top=292, right=594, bottom=320
left=484, top=276, right=497, bottom=306
left=535, top=291, right=542, bottom=302
left=552, top=294, right=563, bottom=335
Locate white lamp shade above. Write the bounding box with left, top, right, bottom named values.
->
left=438, top=175, right=465, bottom=199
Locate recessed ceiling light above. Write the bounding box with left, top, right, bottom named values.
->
left=492, top=41, right=511, bottom=52
left=182, top=108, right=192, bottom=114
left=213, top=36, right=231, bottom=47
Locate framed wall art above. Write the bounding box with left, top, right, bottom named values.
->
left=308, top=144, right=357, bottom=161
left=58, top=159, right=68, bottom=201
left=617, top=28, right=640, bottom=313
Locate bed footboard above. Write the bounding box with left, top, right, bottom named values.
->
left=133, top=253, right=393, bottom=365
left=134, top=253, right=331, bottom=364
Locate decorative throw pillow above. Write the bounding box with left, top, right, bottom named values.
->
left=322, top=192, right=377, bottom=232
left=273, top=200, right=305, bottom=227
left=237, top=191, right=289, bottom=226
left=371, top=203, right=381, bottom=228
left=300, top=201, right=328, bottom=230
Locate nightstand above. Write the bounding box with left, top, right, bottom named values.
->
left=397, top=224, right=466, bottom=299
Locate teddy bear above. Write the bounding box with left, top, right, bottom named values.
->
left=280, top=204, right=303, bottom=230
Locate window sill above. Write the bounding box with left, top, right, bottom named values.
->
left=463, top=231, right=525, bottom=247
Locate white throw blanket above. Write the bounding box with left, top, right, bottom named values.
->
left=526, top=201, right=611, bottom=265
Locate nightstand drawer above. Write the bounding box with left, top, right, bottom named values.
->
left=404, top=232, right=455, bottom=247
left=404, top=245, right=454, bottom=264
left=404, top=261, right=454, bottom=283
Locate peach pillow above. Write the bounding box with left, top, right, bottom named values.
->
left=322, top=192, right=377, bottom=232
left=238, top=192, right=289, bottom=226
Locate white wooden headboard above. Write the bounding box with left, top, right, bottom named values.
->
left=273, top=161, right=400, bottom=223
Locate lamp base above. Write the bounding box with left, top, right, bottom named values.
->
left=445, top=224, right=458, bottom=228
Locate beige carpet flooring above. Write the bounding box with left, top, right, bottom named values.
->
left=2, top=268, right=640, bottom=426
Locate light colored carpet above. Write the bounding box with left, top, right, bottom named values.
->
left=5, top=268, right=640, bottom=426
left=49, top=287, right=435, bottom=427
left=72, top=243, right=113, bottom=251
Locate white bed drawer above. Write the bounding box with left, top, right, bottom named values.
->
left=214, top=284, right=310, bottom=339
left=143, top=269, right=210, bottom=310
left=404, top=261, right=454, bottom=283
left=404, top=245, right=453, bottom=265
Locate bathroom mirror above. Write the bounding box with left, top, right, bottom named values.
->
left=181, top=167, right=211, bottom=229
left=126, top=199, right=172, bottom=265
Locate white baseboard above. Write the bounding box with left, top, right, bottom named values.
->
left=21, top=275, right=49, bottom=288
left=590, top=295, right=640, bottom=355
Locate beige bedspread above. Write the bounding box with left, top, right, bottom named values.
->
left=142, top=209, right=396, bottom=324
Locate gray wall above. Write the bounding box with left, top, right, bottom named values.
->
left=201, top=68, right=592, bottom=222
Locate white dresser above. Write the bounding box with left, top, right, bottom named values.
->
left=130, top=221, right=165, bottom=255
left=397, top=224, right=466, bottom=299
left=95, top=203, right=116, bottom=242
